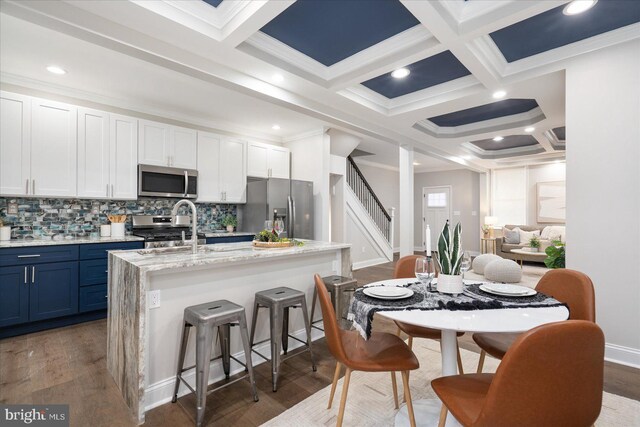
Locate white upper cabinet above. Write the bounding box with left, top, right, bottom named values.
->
left=138, top=120, right=197, bottom=169
left=220, top=137, right=247, bottom=203
left=247, top=141, right=289, bottom=179
left=110, top=114, right=138, bottom=200
left=171, top=126, right=197, bottom=169
left=0, top=92, right=31, bottom=196
left=196, top=131, right=222, bottom=203
left=30, top=98, right=78, bottom=197
left=138, top=120, right=170, bottom=167
left=197, top=132, right=247, bottom=204
left=77, top=108, right=110, bottom=198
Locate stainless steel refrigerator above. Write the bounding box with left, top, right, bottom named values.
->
left=243, top=178, right=314, bottom=239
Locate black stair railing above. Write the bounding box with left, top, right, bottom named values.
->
left=346, top=156, right=392, bottom=242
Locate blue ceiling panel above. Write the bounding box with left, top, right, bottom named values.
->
left=361, top=51, right=472, bottom=99
left=260, top=0, right=420, bottom=66
left=553, top=126, right=566, bottom=140
left=471, top=135, right=539, bottom=151
left=202, top=0, right=223, bottom=7
left=490, top=0, right=640, bottom=63
left=428, top=99, right=539, bottom=127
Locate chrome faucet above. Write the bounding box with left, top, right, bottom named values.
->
left=171, top=199, right=198, bottom=254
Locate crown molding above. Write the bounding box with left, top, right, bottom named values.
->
left=0, top=72, right=283, bottom=144
left=462, top=141, right=545, bottom=159
left=282, top=127, right=328, bottom=143
left=544, top=129, right=566, bottom=150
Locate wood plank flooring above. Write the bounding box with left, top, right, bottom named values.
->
left=1, top=257, right=638, bottom=426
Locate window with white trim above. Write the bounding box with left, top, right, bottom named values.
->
left=427, top=192, right=447, bottom=207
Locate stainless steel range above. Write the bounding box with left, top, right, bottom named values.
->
left=132, top=214, right=206, bottom=249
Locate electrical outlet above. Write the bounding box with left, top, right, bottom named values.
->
left=149, top=290, right=161, bottom=309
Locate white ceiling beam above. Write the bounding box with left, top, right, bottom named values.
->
left=221, top=0, right=294, bottom=48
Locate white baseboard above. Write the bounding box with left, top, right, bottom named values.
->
left=605, top=343, right=640, bottom=369
left=353, top=257, right=389, bottom=270
left=144, top=326, right=325, bottom=411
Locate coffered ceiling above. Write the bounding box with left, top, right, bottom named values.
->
left=1, top=0, right=638, bottom=172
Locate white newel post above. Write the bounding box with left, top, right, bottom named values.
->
left=388, top=207, right=396, bottom=250
left=399, top=146, right=414, bottom=257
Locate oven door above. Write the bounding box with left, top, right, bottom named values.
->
left=138, top=165, right=198, bottom=198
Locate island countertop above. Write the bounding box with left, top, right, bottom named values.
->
left=110, top=240, right=351, bottom=272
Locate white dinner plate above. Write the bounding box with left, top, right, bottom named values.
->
left=363, top=288, right=414, bottom=300
left=480, top=283, right=537, bottom=297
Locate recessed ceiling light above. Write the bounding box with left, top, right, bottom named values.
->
left=492, top=90, right=506, bottom=99
left=46, top=65, right=66, bottom=75
left=493, top=136, right=504, bottom=142
left=272, top=124, right=281, bottom=130
left=272, top=73, right=284, bottom=82
left=391, top=68, right=410, bottom=79
left=563, top=0, right=597, bottom=15
left=524, top=126, right=535, bottom=132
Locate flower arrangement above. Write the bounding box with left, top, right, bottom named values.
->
left=481, top=224, right=490, bottom=237
left=529, top=235, right=541, bottom=251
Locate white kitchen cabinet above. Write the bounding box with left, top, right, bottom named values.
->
left=0, top=92, right=31, bottom=196
left=197, top=132, right=247, bottom=203
left=77, top=108, right=110, bottom=198
left=30, top=98, right=77, bottom=197
left=138, top=120, right=197, bottom=169
left=171, top=126, right=197, bottom=169
left=110, top=114, right=138, bottom=200
left=247, top=141, right=289, bottom=179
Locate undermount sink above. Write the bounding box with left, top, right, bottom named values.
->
left=137, top=244, right=254, bottom=256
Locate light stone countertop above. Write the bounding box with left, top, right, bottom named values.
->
left=110, top=240, right=351, bottom=273
left=0, top=235, right=145, bottom=248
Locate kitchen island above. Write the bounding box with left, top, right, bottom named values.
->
left=106, top=240, right=351, bottom=423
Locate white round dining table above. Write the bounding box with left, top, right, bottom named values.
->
left=366, top=278, right=570, bottom=427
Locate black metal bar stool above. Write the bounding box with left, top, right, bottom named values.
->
left=249, top=286, right=316, bottom=392
left=310, top=275, right=357, bottom=330
left=172, top=299, right=258, bottom=427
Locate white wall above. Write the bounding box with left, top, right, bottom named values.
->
left=566, top=40, right=640, bottom=367
left=352, top=160, right=400, bottom=249
left=285, top=130, right=331, bottom=241
left=414, top=169, right=480, bottom=253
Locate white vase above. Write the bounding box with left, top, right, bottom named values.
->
left=226, top=225, right=234, bottom=233
left=530, top=247, right=538, bottom=252
left=438, top=274, right=464, bottom=294
left=0, top=226, right=11, bottom=241
left=111, top=223, right=125, bottom=238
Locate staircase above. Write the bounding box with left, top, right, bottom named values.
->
left=346, top=156, right=394, bottom=268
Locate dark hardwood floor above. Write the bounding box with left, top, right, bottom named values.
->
left=1, top=257, right=638, bottom=426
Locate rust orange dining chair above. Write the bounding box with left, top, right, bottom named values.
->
left=432, top=320, right=605, bottom=427
left=314, top=274, right=419, bottom=427
left=393, top=255, right=465, bottom=374
left=473, top=268, right=596, bottom=372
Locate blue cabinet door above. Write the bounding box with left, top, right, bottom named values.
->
left=206, top=235, right=254, bottom=244
left=29, top=261, right=79, bottom=322
left=79, top=259, right=108, bottom=286
left=79, top=284, right=108, bottom=312
left=0, top=266, right=30, bottom=327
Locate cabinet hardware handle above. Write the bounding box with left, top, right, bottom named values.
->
left=184, top=171, right=188, bottom=196
left=31, top=266, right=35, bottom=284
left=24, top=267, right=28, bottom=284
left=105, top=270, right=109, bottom=273
left=105, top=295, right=109, bottom=299
left=18, top=254, right=41, bottom=258
left=26, top=179, right=29, bottom=195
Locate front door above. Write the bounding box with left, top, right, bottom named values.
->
left=423, top=186, right=452, bottom=250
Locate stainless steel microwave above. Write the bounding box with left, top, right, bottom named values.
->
left=138, top=165, right=198, bottom=199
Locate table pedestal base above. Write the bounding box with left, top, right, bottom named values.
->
left=394, top=399, right=461, bottom=427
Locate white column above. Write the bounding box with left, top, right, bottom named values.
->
left=399, top=145, right=414, bottom=257
left=566, top=40, right=640, bottom=366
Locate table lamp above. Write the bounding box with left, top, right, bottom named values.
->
left=484, top=216, right=498, bottom=238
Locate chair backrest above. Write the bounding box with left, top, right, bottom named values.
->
left=314, top=274, right=348, bottom=363
left=535, top=269, right=596, bottom=321
left=475, top=320, right=604, bottom=427
left=394, top=255, right=423, bottom=279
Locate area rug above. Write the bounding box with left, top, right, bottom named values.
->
left=261, top=339, right=640, bottom=426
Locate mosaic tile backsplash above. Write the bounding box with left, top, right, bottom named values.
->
left=0, top=198, right=240, bottom=240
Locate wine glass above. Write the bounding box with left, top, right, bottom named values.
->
left=460, top=251, right=471, bottom=282
left=274, top=219, right=284, bottom=235
left=415, top=257, right=435, bottom=292
left=264, top=220, right=273, bottom=231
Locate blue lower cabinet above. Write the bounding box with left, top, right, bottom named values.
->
left=79, top=259, right=108, bottom=286
left=79, top=284, right=108, bottom=312
left=29, top=261, right=79, bottom=322
left=206, top=235, right=254, bottom=244
left=0, top=265, right=30, bottom=327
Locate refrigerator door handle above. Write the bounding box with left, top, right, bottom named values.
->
left=287, top=195, right=294, bottom=238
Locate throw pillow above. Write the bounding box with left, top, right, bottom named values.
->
left=548, top=227, right=562, bottom=242
left=518, top=229, right=540, bottom=245
left=540, top=226, right=552, bottom=240
left=504, top=228, right=520, bottom=244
